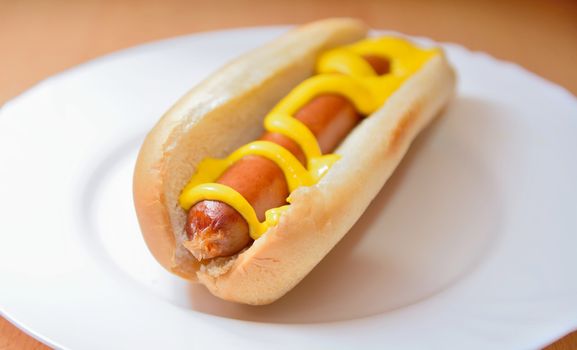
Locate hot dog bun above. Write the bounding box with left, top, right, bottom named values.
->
left=133, top=18, right=456, bottom=305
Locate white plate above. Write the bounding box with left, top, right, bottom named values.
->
left=1, top=26, right=576, bottom=350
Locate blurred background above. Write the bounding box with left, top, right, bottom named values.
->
left=1, top=0, right=576, bottom=104
left=0, top=0, right=576, bottom=349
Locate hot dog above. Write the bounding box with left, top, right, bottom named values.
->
left=133, top=18, right=456, bottom=304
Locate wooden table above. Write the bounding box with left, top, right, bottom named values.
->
left=1, top=0, right=575, bottom=349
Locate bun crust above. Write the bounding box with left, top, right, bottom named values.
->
left=133, top=18, right=456, bottom=304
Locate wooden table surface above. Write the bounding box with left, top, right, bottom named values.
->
left=1, top=0, right=576, bottom=349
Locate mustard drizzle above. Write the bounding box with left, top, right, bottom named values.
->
left=179, top=37, right=438, bottom=240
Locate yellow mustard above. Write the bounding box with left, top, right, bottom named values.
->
left=179, top=37, right=438, bottom=240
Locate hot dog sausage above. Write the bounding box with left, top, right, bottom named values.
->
left=185, top=56, right=390, bottom=260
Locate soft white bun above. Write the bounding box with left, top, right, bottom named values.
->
left=133, top=18, right=456, bottom=305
